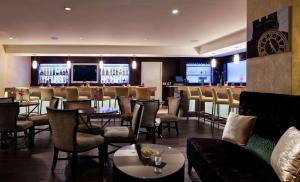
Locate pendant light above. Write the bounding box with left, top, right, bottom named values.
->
left=99, top=57, right=104, bottom=69
left=211, top=58, right=217, bottom=68
left=67, top=56, right=71, bottom=69
left=32, top=57, right=38, bottom=69
left=233, top=54, right=240, bottom=64
left=132, top=56, right=137, bottom=69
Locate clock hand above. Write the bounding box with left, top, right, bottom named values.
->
left=267, top=37, right=277, bottom=53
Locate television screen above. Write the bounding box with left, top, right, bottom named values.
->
left=227, top=60, right=247, bottom=83
left=186, top=63, right=211, bottom=84
left=72, top=64, right=98, bottom=83
left=175, top=76, right=184, bottom=83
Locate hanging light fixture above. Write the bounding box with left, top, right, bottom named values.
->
left=67, top=57, right=71, bottom=69
left=233, top=54, right=240, bottom=64
left=132, top=56, right=137, bottom=69
left=32, top=57, right=38, bottom=69
left=211, top=58, right=217, bottom=68
left=99, top=57, right=104, bottom=69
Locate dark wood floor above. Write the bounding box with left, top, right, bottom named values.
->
left=0, top=117, right=223, bottom=182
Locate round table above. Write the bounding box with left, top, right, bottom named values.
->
left=113, top=144, right=185, bottom=182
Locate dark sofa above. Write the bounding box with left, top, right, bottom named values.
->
left=187, top=91, right=300, bottom=182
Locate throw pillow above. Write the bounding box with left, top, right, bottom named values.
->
left=246, top=134, right=275, bottom=164
left=222, top=112, right=257, bottom=146
left=271, top=127, right=300, bottom=182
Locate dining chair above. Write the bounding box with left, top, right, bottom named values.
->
left=47, top=107, right=104, bottom=172
left=63, top=100, right=102, bottom=134
left=102, top=102, right=144, bottom=162
left=117, top=96, right=133, bottom=126
left=157, top=97, right=181, bottom=136
left=28, top=97, right=59, bottom=136
left=139, top=100, right=160, bottom=143
left=0, top=102, right=34, bottom=150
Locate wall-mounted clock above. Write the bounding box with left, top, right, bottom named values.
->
left=257, top=29, right=289, bottom=57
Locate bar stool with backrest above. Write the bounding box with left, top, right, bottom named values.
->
left=135, top=87, right=150, bottom=101
left=211, top=87, right=229, bottom=129
left=40, top=87, right=54, bottom=114
left=157, top=97, right=181, bottom=136
left=115, top=87, right=129, bottom=97
left=65, top=87, right=88, bottom=101
left=63, top=100, right=102, bottom=134
left=197, top=87, right=213, bottom=125
left=4, top=87, right=16, bottom=100
left=0, top=102, right=34, bottom=149
left=186, top=87, right=199, bottom=121
left=103, top=87, right=116, bottom=107
left=139, top=100, right=160, bottom=143
left=226, top=88, right=240, bottom=114
left=47, top=107, right=104, bottom=172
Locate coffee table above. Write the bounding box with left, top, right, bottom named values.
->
left=113, top=144, right=185, bottom=182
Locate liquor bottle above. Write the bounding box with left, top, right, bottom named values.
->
left=53, top=68, right=55, bottom=76
left=60, top=68, right=62, bottom=75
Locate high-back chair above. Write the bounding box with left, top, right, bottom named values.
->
left=0, top=102, right=34, bottom=149
left=186, top=87, right=200, bottom=121
left=90, top=87, right=110, bottom=107
left=103, top=87, right=116, bottom=107
left=115, top=87, right=129, bottom=97
left=117, top=96, right=133, bottom=126
left=157, top=97, right=181, bottom=136
left=4, top=87, right=16, bottom=100
left=211, top=87, right=229, bottom=129
left=0, top=88, right=5, bottom=98
left=15, top=88, right=31, bottom=102
left=139, top=100, right=160, bottom=143
left=63, top=100, right=101, bottom=134
left=47, top=107, right=104, bottom=172
left=135, top=87, right=150, bottom=101
left=65, top=87, right=80, bottom=101
left=102, top=102, right=144, bottom=162
left=226, top=88, right=240, bottom=114
left=197, top=88, right=213, bottom=125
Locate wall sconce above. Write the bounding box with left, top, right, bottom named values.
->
left=67, top=59, right=71, bottom=69
left=132, top=56, right=137, bottom=69
left=99, top=57, right=104, bottom=69
left=32, top=59, right=38, bottom=69
left=233, top=54, right=240, bottom=64
left=211, top=58, right=217, bottom=68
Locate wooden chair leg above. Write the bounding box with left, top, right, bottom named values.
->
left=51, top=148, right=59, bottom=172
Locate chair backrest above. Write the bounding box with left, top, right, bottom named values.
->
left=211, top=87, right=218, bottom=103
left=139, top=100, right=159, bottom=127
left=115, top=87, right=129, bottom=97
left=90, top=87, right=103, bottom=100
left=168, top=97, right=181, bottom=116
left=117, top=96, right=132, bottom=115
left=186, top=87, right=192, bottom=99
left=15, top=88, right=30, bottom=101
left=103, top=87, right=116, bottom=98
left=63, top=100, right=91, bottom=110
left=78, top=87, right=91, bottom=99
left=47, top=107, right=78, bottom=151
left=40, top=87, right=54, bottom=101
left=4, top=87, right=16, bottom=99
left=66, top=87, right=79, bottom=101
left=0, top=102, right=19, bottom=132
left=198, top=88, right=205, bottom=101
left=226, top=88, right=234, bottom=106
left=0, top=88, right=4, bottom=98
left=135, top=87, right=150, bottom=101
left=49, top=97, right=60, bottom=109
left=0, top=97, right=14, bottom=103
left=131, top=103, right=144, bottom=139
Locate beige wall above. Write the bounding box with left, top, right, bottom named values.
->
left=0, top=45, right=31, bottom=87
left=247, top=0, right=292, bottom=94
left=292, top=0, right=300, bottom=95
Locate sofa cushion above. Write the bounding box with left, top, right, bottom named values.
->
left=187, top=138, right=279, bottom=182
left=246, top=134, right=275, bottom=164
left=271, top=127, right=300, bottom=182
left=222, top=112, right=256, bottom=146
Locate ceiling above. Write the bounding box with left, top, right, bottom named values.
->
left=0, top=0, right=247, bottom=56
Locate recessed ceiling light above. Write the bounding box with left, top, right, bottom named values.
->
left=172, top=9, right=179, bottom=15
left=65, top=7, right=71, bottom=11
left=79, top=37, right=83, bottom=40
left=9, top=37, right=13, bottom=40
left=50, top=36, right=59, bottom=40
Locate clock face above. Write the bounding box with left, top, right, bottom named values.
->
left=257, top=29, right=289, bottom=57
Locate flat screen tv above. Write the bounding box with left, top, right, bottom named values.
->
left=186, top=63, right=212, bottom=84
left=72, top=63, right=99, bottom=83
left=227, top=60, right=247, bottom=83
left=175, top=76, right=184, bottom=83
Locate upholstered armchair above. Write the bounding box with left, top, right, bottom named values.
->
left=0, top=102, right=34, bottom=149
left=102, top=103, right=144, bottom=162
left=63, top=100, right=102, bottom=134
left=47, top=107, right=104, bottom=172
left=139, top=100, right=160, bottom=143
left=157, top=97, right=181, bottom=136
left=28, top=97, right=59, bottom=136
left=117, top=96, right=133, bottom=126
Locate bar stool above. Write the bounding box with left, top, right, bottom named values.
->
left=211, top=87, right=229, bottom=129
left=186, top=87, right=199, bottom=121
left=115, top=87, right=130, bottom=97
left=197, top=87, right=213, bottom=126
left=226, top=88, right=240, bottom=114
left=40, top=87, right=54, bottom=114
left=103, top=87, right=116, bottom=107
left=16, top=88, right=39, bottom=114
left=65, top=87, right=88, bottom=101
left=135, top=87, right=150, bottom=101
